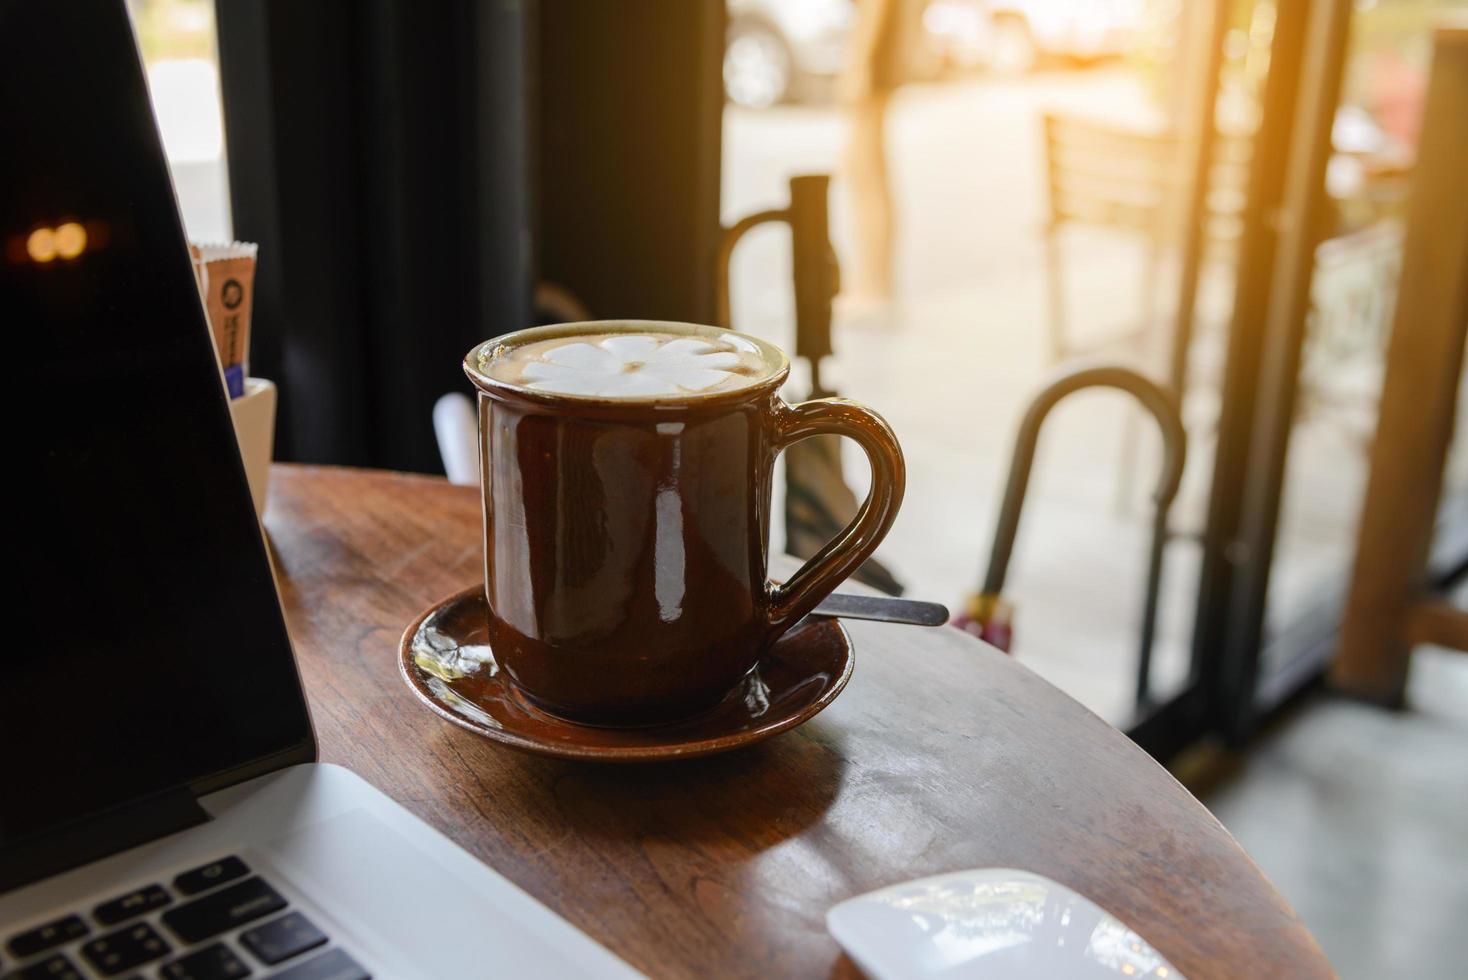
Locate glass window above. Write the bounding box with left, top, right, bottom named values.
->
left=1259, top=0, right=1461, bottom=687
left=722, top=0, right=1226, bottom=726
left=125, top=0, right=232, bottom=242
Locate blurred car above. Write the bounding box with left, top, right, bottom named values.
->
left=925, top=0, right=1142, bottom=74
left=724, top=0, right=852, bottom=108
left=723, top=0, right=1140, bottom=110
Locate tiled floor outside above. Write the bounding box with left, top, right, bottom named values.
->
left=1203, top=636, right=1468, bottom=978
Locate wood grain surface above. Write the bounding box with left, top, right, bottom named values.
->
left=265, top=464, right=1331, bottom=979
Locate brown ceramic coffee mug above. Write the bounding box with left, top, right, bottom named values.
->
left=463, top=320, right=904, bottom=725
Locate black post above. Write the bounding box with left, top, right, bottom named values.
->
left=787, top=174, right=837, bottom=396
left=1221, top=0, right=1355, bottom=737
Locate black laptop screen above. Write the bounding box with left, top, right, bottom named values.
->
left=1, top=3, right=313, bottom=852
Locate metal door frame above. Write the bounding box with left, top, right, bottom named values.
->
left=1130, top=0, right=1357, bottom=756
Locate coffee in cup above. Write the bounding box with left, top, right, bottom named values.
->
left=464, top=320, right=904, bottom=726
left=483, top=328, right=772, bottom=398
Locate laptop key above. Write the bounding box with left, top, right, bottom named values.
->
left=162, top=878, right=287, bottom=945
left=159, top=943, right=252, bottom=980
left=266, top=948, right=369, bottom=980
left=174, top=857, right=251, bottom=896
left=239, top=912, right=327, bottom=965
left=79, top=923, right=171, bottom=976
left=94, top=883, right=173, bottom=925
left=6, top=916, right=89, bottom=958
left=2, top=953, right=83, bottom=979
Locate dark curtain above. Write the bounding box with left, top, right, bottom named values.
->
left=216, top=0, right=725, bottom=470
left=215, top=0, right=533, bottom=471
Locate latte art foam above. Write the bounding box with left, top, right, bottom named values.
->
left=484, top=330, right=773, bottom=398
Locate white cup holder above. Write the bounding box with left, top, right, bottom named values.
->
left=228, top=377, right=277, bottom=518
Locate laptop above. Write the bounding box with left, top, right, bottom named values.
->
left=0, top=4, right=637, bottom=978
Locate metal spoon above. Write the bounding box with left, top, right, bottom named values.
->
left=810, top=593, right=949, bottom=627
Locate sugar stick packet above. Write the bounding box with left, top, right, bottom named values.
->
left=191, top=241, right=258, bottom=398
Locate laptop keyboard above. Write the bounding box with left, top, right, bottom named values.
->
left=3, top=856, right=368, bottom=980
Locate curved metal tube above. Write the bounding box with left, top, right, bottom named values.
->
left=981, top=363, right=1187, bottom=707
left=715, top=208, right=788, bottom=329
left=983, top=363, right=1185, bottom=594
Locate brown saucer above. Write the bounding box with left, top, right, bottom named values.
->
left=398, top=586, right=854, bottom=762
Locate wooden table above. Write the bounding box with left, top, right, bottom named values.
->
left=265, top=465, right=1331, bottom=978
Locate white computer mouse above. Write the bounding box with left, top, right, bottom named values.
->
left=827, top=868, right=1184, bottom=979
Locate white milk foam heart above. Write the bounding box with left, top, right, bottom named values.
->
left=485, top=331, right=772, bottom=398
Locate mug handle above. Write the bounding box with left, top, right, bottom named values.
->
left=767, top=398, right=906, bottom=639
